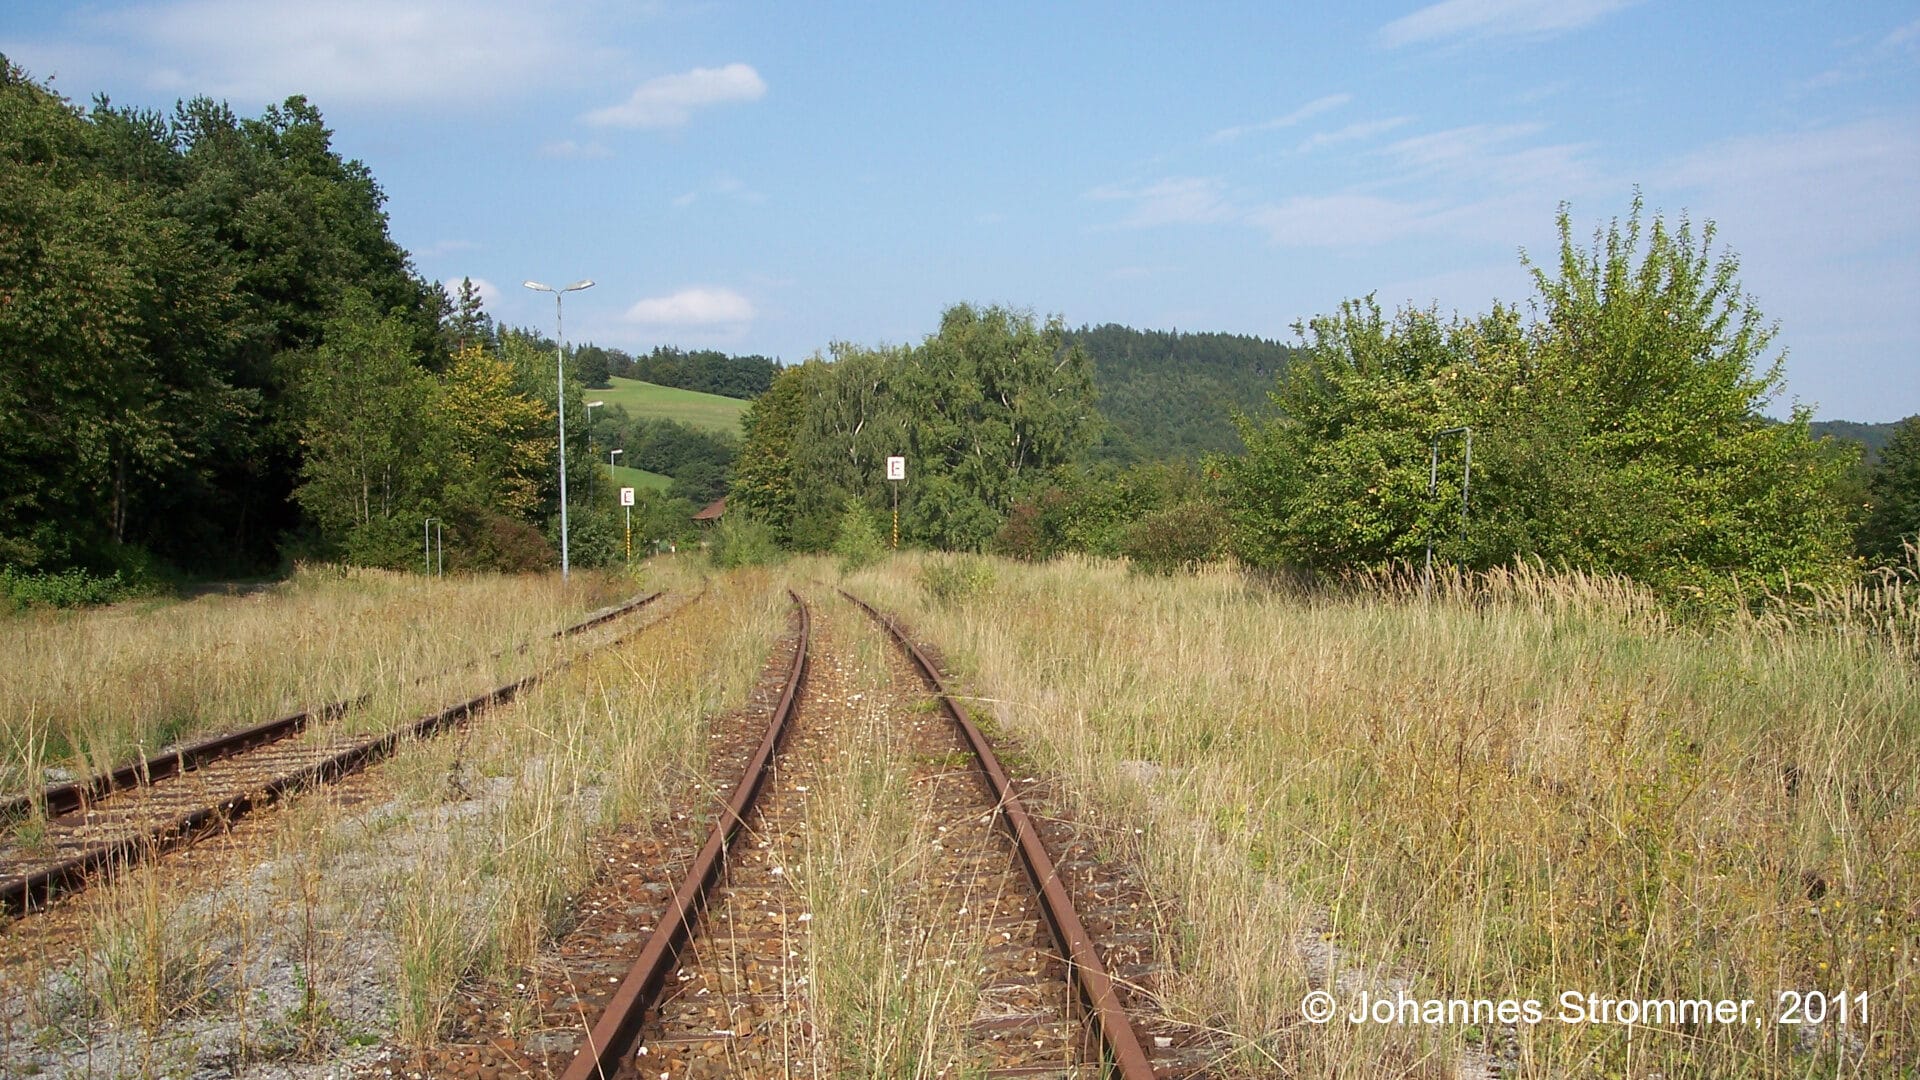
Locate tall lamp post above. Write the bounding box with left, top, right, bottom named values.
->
left=584, top=400, right=604, bottom=504
left=523, top=279, right=594, bottom=580
left=609, top=447, right=624, bottom=475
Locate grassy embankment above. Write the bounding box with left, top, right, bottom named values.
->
left=2, top=560, right=787, bottom=1068
left=0, top=567, right=634, bottom=802
left=595, top=376, right=749, bottom=435
left=593, top=376, right=749, bottom=497
left=843, top=554, right=1919, bottom=1078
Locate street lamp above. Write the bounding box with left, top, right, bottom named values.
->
left=609, top=447, right=623, bottom=474
left=584, top=400, right=604, bottom=504
left=523, top=278, right=595, bottom=580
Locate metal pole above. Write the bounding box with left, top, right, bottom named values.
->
left=1423, top=427, right=1472, bottom=594
left=1460, top=429, right=1473, bottom=549
left=525, top=280, right=593, bottom=582
left=424, top=517, right=433, bottom=576
left=436, top=520, right=443, bottom=577
left=625, top=504, right=632, bottom=563
left=584, top=401, right=600, bottom=506
left=555, top=293, right=569, bottom=580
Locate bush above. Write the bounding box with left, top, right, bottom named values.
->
left=462, top=513, right=555, bottom=573
left=833, top=500, right=887, bottom=574
left=709, top=514, right=780, bottom=569
left=562, top=505, right=625, bottom=569
left=341, top=515, right=425, bottom=571
left=1, top=566, right=129, bottom=609
left=1121, top=501, right=1228, bottom=575
left=919, top=555, right=995, bottom=607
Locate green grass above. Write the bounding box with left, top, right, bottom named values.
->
left=604, top=462, right=673, bottom=494
left=592, top=377, right=748, bottom=434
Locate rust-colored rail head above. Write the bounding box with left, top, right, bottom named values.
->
left=561, top=589, right=811, bottom=1080
left=839, top=589, right=1160, bottom=1080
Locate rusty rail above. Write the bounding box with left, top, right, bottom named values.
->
left=1, top=591, right=661, bottom=822
left=561, top=590, right=811, bottom=1080
left=841, top=589, right=1159, bottom=1080
left=0, top=592, right=669, bottom=914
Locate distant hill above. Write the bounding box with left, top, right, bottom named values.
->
left=1810, top=419, right=1907, bottom=464
left=1068, top=324, right=1297, bottom=463
left=595, top=377, right=749, bottom=435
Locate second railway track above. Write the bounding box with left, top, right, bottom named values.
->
left=0, top=591, right=674, bottom=914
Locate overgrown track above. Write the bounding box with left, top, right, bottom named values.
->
left=560, top=591, right=1159, bottom=1079
left=560, top=589, right=811, bottom=1080
left=0, top=591, right=662, bottom=823
left=0, top=591, right=668, bottom=914
left=841, top=590, right=1160, bottom=1080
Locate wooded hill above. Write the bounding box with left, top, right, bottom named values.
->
left=1067, top=325, right=1297, bottom=463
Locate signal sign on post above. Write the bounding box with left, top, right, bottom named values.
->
left=886, top=456, right=906, bottom=481
left=619, top=487, right=635, bottom=506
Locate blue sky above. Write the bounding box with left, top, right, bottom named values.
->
left=6, top=1, right=1918, bottom=421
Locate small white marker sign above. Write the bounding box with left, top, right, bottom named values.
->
left=886, top=456, right=906, bottom=481
left=619, top=486, right=636, bottom=507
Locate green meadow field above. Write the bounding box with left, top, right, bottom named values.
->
left=605, top=461, right=673, bottom=495
left=595, top=377, right=749, bottom=435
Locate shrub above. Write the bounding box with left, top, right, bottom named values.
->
left=462, top=514, right=555, bottom=573
left=1, top=566, right=130, bottom=609
left=833, top=500, right=887, bottom=574
left=919, top=555, right=995, bottom=607
left=1121, top=501, right=1228, bottom=575
left=709, top=514, right=780, bottom=569
left=561, top=505, right=625, bottom=569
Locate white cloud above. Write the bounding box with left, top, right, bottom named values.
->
left=1798, top=16, right=1920, bottom=91
left=442, top=276, right=502, bottom=308
left=1209, top=93, right=1351, bottom=143
left=419, top=239, right=481, bottom=258
left=669, top=173, right=766, bottom=209
left=1380, top=0, right=1637, bottom=49
left=1298, top=116, right=1410, bottom=152
left=540, top=139, right=612, bottom=160
left=1247, top=194, right=1442, bottom=247
left=584, top=63, right=765, bottom=129
left=1086, top=177, right=1236, bottom=228
left=89, top=0, right=578, bottom=105
left=623, top=287, right=756, bottom=326
left=1656, top=118, right=1920, bottom=253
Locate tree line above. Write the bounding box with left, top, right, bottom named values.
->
left=1, top=58, right=447, bottom=580
left=565, top=342, right=776, bottom=399
left=0, top=62, right=658, bottom=586
left=4, top=51, right=1911, bottom=603
left=718, top=203, right=1914, bottom=606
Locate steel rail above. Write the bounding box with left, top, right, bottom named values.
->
left=560, top=590, right=811, bottom=1080
left=0, top=592, right=669, bottom=915
left=1, top=591, right=662, bottom=822
left=841, top=589, right=1159, bottom=1080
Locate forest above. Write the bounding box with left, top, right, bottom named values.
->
left=3, top=57, right=1917, bottom=610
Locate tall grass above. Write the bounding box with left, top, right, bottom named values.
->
left=386, top=571, right=788, bottom=1047
left=0, top=565, right=631, bottom=796
left=846, top=553, right=1920, bottom=1077
left=797, top=605, right=986, bottom=1075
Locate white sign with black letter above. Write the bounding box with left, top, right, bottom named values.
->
left=886, top=456, right=906, bottom=481
left=619, top=487, right=635, bottom=507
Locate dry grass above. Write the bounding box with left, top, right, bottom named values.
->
left=843, top=552, right=1920, bottom=1078
left=0, top=564, right=785, bottom=1072
left=0, top=565, right=634, bottom=797
left=384, top=569, right=789, bottom=1047
left=795, top=601, right=987, bottom=1076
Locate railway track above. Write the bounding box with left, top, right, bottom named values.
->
left=0, top=591, right=669, bottom=914
left=534, top=590, right=1185, bottom=1079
